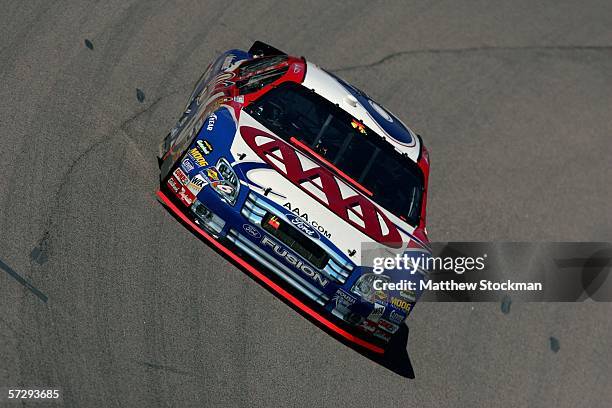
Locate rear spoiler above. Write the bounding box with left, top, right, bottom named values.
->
left=248, top=41, right=287, bottom=57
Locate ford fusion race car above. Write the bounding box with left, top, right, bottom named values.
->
left=157, top=41, right=431, bottom=354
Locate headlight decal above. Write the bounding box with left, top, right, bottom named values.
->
left=209, top=157, right=241, bottom=205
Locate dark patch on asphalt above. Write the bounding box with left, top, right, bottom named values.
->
left=30, top=230, right=50, bottom=265
left=136, top=88, right=145, bottom=103
left=0, top=258, right=48, bottom=303
left=550, top=337, right=560, bottom=353
left=30, top=247, right=48, bottom=265
left=501, top=296, right=511, bottom=314
left=84, top=39, right=94, bottom=50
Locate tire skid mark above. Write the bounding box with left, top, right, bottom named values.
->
left=133, top=359, right=196, bottom=379
left=36, top=89, right=180, bottom=266
left=332, top=44, right=612, bottom=72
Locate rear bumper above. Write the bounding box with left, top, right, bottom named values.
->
left=156, top=189, right=385, bottom=354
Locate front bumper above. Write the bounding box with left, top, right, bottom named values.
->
left=156, top=189, right=386, bottom=354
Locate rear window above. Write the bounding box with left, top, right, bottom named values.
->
left=236, top=56, right=289, bottom=94
left=239, top=55, right=287, bottom=76
left=236, top=66, right=288, bottom=94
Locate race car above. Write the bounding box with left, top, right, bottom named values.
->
left=157, top=41, right=431, bottom=354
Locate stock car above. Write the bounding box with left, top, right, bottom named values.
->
left=157, top=41, right=431, bottom=353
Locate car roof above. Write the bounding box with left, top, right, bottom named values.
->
left=301, top=61, right=421, bottom=162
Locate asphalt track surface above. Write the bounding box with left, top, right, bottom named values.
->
left=1, top=1, right=611, bottom=407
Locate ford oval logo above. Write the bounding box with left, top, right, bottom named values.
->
left=285, top=213, right=320, bottom=239
left=242, top=224, right=261, bottom=239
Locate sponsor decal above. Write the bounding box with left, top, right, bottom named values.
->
left=181, top=157, right=195, bottom=173
left=243, top=224, right=261, bottom=239
left=367, top=301, right=385, bottom=323
left=388, top=309, right=406, bottom=324
left=241, top=126, right=402, bottom=247
left=358, top=319, right=377, bottom=333
left=399, top=289, right=417, bottom=302
left=373, top=329, right=392, bottom=341
left=333, top=289, right=357, bottom=306
left=212, top=182, right=234, bottom=195
left=377, top=319, right=399, bottom=334
left=282, top=202, right=332, bottom=239
left=390, top=297, right=412, bottom=312
left=177, top=186, right=195, bottom=206
left=205, top=113, right=217, bottom=131
left=332, top=289, right=357, bottom=314
left=189, top=148, right=208, bottom=167
left=234, top=95, right=244, bottom=103
left=166, top=176, right=180, bottom=193
left=260, top=235, right=329, bottom=287
left=267, top=216, right=280, bottom=230
left=187, top=174, right=208, bottom=195
left=201, top=166, right=223, bottom=183
left=173, top=167, right=189, bottom=185
left=196, top=139, right=213, bottom=155
left=374, top=289, right=388, bottom=302
left=285, top=213, right=319, bottom=239
left=336, top=74, right=414, bottom=146
left=368, top=100, right=393, bottom=123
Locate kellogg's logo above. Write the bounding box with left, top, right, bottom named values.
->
left=240, top=126, right=402, bottom=247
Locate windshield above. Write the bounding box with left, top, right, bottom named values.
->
left=244, top=82, right=424, bottom=226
